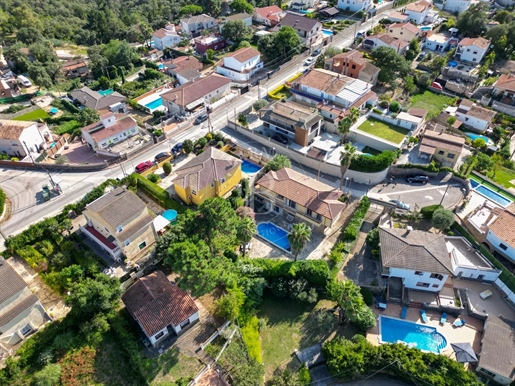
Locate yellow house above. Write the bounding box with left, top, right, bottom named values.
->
left=255, top=167, right=346, bottom=232
left=418, top=130, right=465, bottom=168
left=173, top=147, right=243, bottom=205
left=82, top=187, right=157, bottom=263
left=387, top=22, right=421, bottom=43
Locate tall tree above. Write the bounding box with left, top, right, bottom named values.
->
left=230, top=0, right=254, bottom=14
left=371, top=47, right=410, bottom=85
left=221, top=20, right=253, bottom=44
left=403, top=76, right=416, bottom=96
left=288, top=223, right=311, bottom=261
left=338, top=107, right=360, bottom=141
left=28, top=64, right=53, bottom=91
left=236, top=216, right=256, bottom=256
left=456, top=4, right=487, bottom=37
left=179, top=5, right=203, bottom=17
left=275, top=26, right=302, bottom=57
left=432, top=209, right=455, bottom=232
left=265, top=154, right=291, bottom=171
left=339, top=144, right=357, bottom=190
left=201, top=0, right=222, bottom=17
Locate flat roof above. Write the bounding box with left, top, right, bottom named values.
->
left=445, top=237, right=493, bottom=269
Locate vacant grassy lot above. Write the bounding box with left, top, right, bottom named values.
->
left=14, top=108, right=50, bottom=121
left=356, top=118, right=409, bottom=144
left=258, top=296, right=356, bottom=379
left=491, top=167, right=515, bottom=189
left=141, top=347, right=203, bottom=385
left=410, top=91, right=455, bottom=119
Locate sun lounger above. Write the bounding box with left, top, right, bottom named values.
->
left=480, top=290, right=493, bottom=299
left=376, top=297, right=387, bottom=310
left=453, top=318, right=466, bottom=327
left=420, top=309, right=428, bottom=323
left=440, top=312, right=447, bottom=325
left=401, top=307, right=407, bottom=319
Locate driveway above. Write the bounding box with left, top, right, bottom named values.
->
left=368, top=176, right=465, bottom=210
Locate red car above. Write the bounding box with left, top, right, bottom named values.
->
left=135, top=161, right=153, bottom=173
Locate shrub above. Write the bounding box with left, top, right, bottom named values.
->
left=349, top=151, right=396, bottom=173
left=214, top=132, right=224, bottom=142
left=360, top=287, right=373, bottom=306
left=196, top=137, right=208, bottom=148
left=205, top=133, right=213, bottom=141
left=147, top=173, right=161, bottom=183
left=421, top=204, right=443, bottom=219
left=162, top=162, right=172, bottom=175
left=0, top=187, right=5, bottom=217
left=253, top=99, right=268, bottom=111
left=240, top=316, right=262, bottom=363
left=365, top=228, right=379, bottom=249
left=432, top=208, right=455, bottom=231
left=372, top=108, right=383, bottom=114
left=217, top=140, right=224, bottom=148
left=132, top=173, right=185, bottom=212
left=183, top=139, right=194, bottom=153
left=342, top=197, right=370, bottom=241
left=389, top=101, right=400, bottom=112
left=153, top=129, right=163, bottom=137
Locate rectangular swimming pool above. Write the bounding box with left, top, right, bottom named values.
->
left=379, top=316, right=447, bottom=354
left=145, top=97, right=163, bottom=111
left=469, top=179, right=511, bottom=207
left=257, top=222, right=291, bottom=252
left=241, top=159, right=261, bottom=174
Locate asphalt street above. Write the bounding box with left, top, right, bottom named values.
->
left=0, top=12, right=391, bottom=248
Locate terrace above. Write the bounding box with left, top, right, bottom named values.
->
left=354, top=118, right=409, bottom=144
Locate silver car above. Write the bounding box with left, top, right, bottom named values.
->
left=390, top=200, right=411, bottom=210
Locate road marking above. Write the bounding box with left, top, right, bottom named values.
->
left=425, top=195, right=434, bottom=200
left=382, top=184, right=461, bottom=196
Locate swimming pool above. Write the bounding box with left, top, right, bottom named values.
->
left=322, top=29, right=334, bottom=36
left=145, top=97, right=163, bottom=111
left=448, top=61, right=458, bottom=67
left=465, top=132, right=491, bottom=144
left=469, top=179, right=511, bottom=206
left=98, top=89, right=114, bottom=96
left=379, top=316, right=447, bottom=354
left=257, top=222, right=291, bottom=252
left=241, top=159, right=261, bottom=174
left=420, top=26, right=432, bottom=31
left=158, top=63, right=164, bottom=69
left=162, top=209, right=178, bottom=222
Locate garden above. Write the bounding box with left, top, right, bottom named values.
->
left=13, top=108, right=50, bottom=121
left=355, top=118, right=409, bottom=144
left=409, top=91, right=456, bottom=119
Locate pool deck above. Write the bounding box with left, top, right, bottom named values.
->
left=367, top=304, right=483, bottom=359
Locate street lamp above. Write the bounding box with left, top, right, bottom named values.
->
left=272, top=147, right=275, bottom=156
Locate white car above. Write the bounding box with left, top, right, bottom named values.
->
left=304, top=57, right=315, bottom=66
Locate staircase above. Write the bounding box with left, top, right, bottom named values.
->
left=388, top=277, right=403, bottom=303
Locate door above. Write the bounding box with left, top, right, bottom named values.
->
left=477, top=275, right=485, bottom=281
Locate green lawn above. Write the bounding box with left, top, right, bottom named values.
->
left=141, top=347, right=203, bottom=385
left=491, top=167, right=515, bottom=189
left=356, top=118, right=409, bottom=144
left=258, top=296, right=356, bottom=379
left=13, top=108, right=50, bottom=121
left=410, top=91, right=455, bottom=119
left=471, top=172, right=515, bottom=201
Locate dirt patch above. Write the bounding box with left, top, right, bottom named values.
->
left=7, top=255, right=70, bottom=319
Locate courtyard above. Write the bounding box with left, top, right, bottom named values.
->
left=355, top=118, right=409, bottom=144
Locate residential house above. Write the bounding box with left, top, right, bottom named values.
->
left=291, top=0, right=315, bottom=10
left=161, top=74, right=232, bottom=115
left=82, top=187, right=157, bottom=262
left=387, top=11, right=410, bottom=23
left=324, top=50, right=380, bottom=85
left=80, top=113, right=139, bottom=156
left=319, top=7, right=340, bottom=18
left=144, top=49, right=160, bottom=61
left=260, top=99, right=322, bottom=146
left=0, top=79, right=19, bottom=98
left=378, top=227, right=500, bottom=292
left=172, top=147, right=242, bottom=205
left=220, top=13, right=252, bottom=29
left=434, top=0, right=475, bottom=13
left=487, top=20, right=500, bottom=30
left=152, top=24, right=181, bottom=50
left=274, top=12, right=323, bottom=47
left=180, top=14, right=217, bottom=36
left=0, top=258, right=51, bottom=348
left=161, top=56, right=203, bottom=85
left=290, top=68, right=376, bottom=132
left=456, top=99, right=496, bottom=133
left=455, top=37, right=490, bottom=63
left=60, top=59, right=89, bottom=79
left=0, top=120, right=51, bottom=157
left=467, top=203, right=515, bottom=264
left=418, top=129, right=465, bottom=167
left=493, top=73, right=515, bottom=110
left=363, top=34, right=409, bottom=54
left=387, top=22, right=421, bottom=43
left=424, top=33, right=451, bottom=52
left=476, top=316, right=515, bottom=385
left=337, top=0, right=372, bottom=12
left=69, top=86, right=126, bottom=111
left=253, top=5, right=284, bottom=27
left=255, top=167, right=346, bottom=232
left=194, top=35, right=228, bottom=55
left=216, top=47, right=263, bottom=82
left=122, top=271, right=199, bottom=346
left=404, top=0, right=432, bottom=24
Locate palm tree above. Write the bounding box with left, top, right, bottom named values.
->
left=337, top=107, right=360, bottom=142
left=339, top=143, right=357, bottom=190
left=288, top=223, right=311, bottom=262
left=236, top=216, right=256, bottom=256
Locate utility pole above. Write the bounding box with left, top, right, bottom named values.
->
left=439, top=183, right=451, bottom=206
left=22, top=141, right=35, bottom=164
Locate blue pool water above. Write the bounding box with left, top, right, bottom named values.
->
left=158, top=63, right=164, bottom=69
left=466, top=132, right=491, bottom=144
left=299, top=10, right=311, bottom=14
left=162, top=209, right=178, bottom=222
left=50, top=107, right=59, bottom=114
left=469, top=179, right=511, bottom=206
left=420, top=26, right=432, bottom=31
left=448, top=61, right=458, bottom=67
left=257, top=222, right=291, bottom=251
left=98, top=89, right=114, bottom=96
left=241, top=159, right=261, bottom=174
left=145, top=97, right=163, bottom=111
left=380, top=316, right=447, bottom=353
left=322, top=29, right=334, bottom=36
left=49, top=142, right=57, bottom=148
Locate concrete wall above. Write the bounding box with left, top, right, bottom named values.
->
left=344, top=168, right=389, bottom=185
left=348, top=129, right=401, bottom=151
left=494, top=278, right=515, bottom=304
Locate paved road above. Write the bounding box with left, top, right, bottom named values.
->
left=0, top=10, right=394, bottom=247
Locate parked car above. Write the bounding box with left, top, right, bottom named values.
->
left=304, top=57, right=314, bottom=66
left=135, top=161, right=153, bottom=174
left=417, top=52, right=426, bottom=60
left=171, top=142, right=183, bottom=153
left=154, top=152, right=171, bottom=163
left=431, top=82, right=443, bottom=90
left=390, top=200, right=411, bottom=210
left=311, top=49, right=321, bottom=57
left=194, top=113, right=208, bottom=125
left=271, top=133, right=289, bottom=145
left=406, top=175, right=429, bottom=184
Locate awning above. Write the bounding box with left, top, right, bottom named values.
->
left=152, top=215, right=170, bottom=232
left=451, top=342, right=478, bottom=363
left=419, top=144, right=436, bottom=155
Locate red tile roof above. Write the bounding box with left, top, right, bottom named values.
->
left=81, top=114, right=137, bottom=142
left=496, top=74, right=515, bottom=93
left=161, top=74, right=231, bottom=108
left=254, top=5, right=283, bottom=18
left=85, top=225, right=117, bottom=250
left=458, top=37, right=490, bottom=49
left=225, top=47, right=260, bottom=63
left=122, top=271, right=198, bottom=336
left=388, top=22, right=421, bottom=35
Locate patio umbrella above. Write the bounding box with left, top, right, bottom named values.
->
left=451, top=343, right=478, bottom=363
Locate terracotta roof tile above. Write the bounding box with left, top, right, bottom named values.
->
left=466, top=105, right=496, bottom=122
left=224, top=47, right=260, bottom=63
left=256, top=168, right=345, bottom=220
left=420, top=131, right=465, bottom=153
left=161, top=74, right=231, bottom=108
left=0, top=119, right=34, bottom=140
left=488, top=210, right=515, bottom=246
left=277, top=12, right=321, bottom=32
left=496, top=74, right=515, bottom=93
left=122, top=271, right=199, bottom=337
left=82, top=115, right=138, bottom=142
left=389, top=22, right=421, bottom=34
left=458, top=37, right=490, bottom=49
left=254, top=6, right=283, bottom=18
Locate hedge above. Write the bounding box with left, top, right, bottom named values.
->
left=349, top=151, right=396, bottom=173
left=0, top=187, right=5, bottom=217
left=242, top=259, right=330, bottom=288
left=342, top=196, right=370, bottom=241
left=420, top=204, right=443, bottom=219
left=452, top=222, right=515, bottom=293
left=132, top=173, right=186, bottom=213
left=398, top=163, right=467, bottom=180
left=240, top=316, right=263, bottom=363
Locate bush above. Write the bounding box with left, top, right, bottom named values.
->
left=365, top=228, right=379, bottom=249
left=216, top=140, right=224, bottom=148
left=342, top=197, right=370, bottom=241
left=132, top=173, right=185, bottom=212
left=389, top=101, right=400, bottom=112
left=240, top=316, right=262, bottom=363
left=349, top=151, right=396, bottom=173
left=360, top=287, right=373, bottom=306
left=252, top=99, right=268, bottom=111
left=183, top=139, right=194, bottom=154
left=162, top=162, right=172, bottom=175
left=0, top=187, right=5, bottom=217
left=421, top=204, right=443, bottom=219
left=147, top=173, right=161, bottom=183
left=196, top=137, right=208, bottom=148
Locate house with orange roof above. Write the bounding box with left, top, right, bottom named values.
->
left=152, top=24, right=181, bottom=50
left=404, top=0, right=432, bottom=24
left=216, top=47, right=263, bottom=81
left=455, top=37, right=490, bottom=63
left=387, top=22, right=421, bottom=43
left=324, top=50, right=380, bottom=85
left=253, top=5, right=284, bottom=26
left=363, top=33, right=409, bottom=54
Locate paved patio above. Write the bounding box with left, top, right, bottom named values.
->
left=59, top=139, right=112, bottom=164
left=366, top=304, right=483, bottom=359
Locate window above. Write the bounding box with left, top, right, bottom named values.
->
left=210, top=182, right=215, bottom=188
left=307, top=208, right=313, bottom=216
left=116, top=225, right=123, bottom=233
left=430, top=273, right=444, bottom=280
left=351, top=64, right=356, bottom=69
left=416, top=282, right=430, bottom=288
left=20, top=325, right=33, bottom=336
left=473, top=51, right=478, bottom=54
left=466, top=48, right=470, bottom=52
left=221, top=177, right=226, bottom=183
left=105, top=227, right=110, bottom=233
left=277, top=194, right=284, bottom=200
left=478, top=368, right=496, bottom=378
left=414, top=271, right=423, bottom=276
left=124, top=240, right=130, bottom=246
left=400, top=32, right=403, bottom=35
left=191, top=189, right=197, bottom=195
left=154, top=331, right=165, bottom=340
left=473, top=58, right=477, bottom=62
left=138, top=241, right=147, bottom=250
left=432, top=284, right=439, bottom=288
left=438, top=150, right=445, bottom=155
left=500, top=243, right=508, bottom=251
left=288, top=200, right=296, bottom=209
left=12, top=143, right=18, bottom=146
left=316, top=213, right=322, bottom=221
left=447, top=153, right=455, bottom=159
